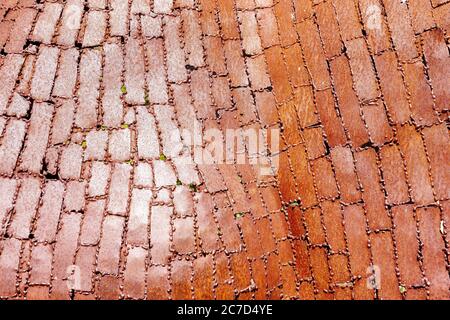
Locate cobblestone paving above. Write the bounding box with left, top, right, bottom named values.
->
left=0, top=0, right=449, bottom=300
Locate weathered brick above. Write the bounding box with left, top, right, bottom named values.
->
left=297, top=19, right=330, bottom=90
left=0, top=238, right=21, bottom=296
left=31, top=3, right=62, bottom=44
left=0, top=119, right=26, bottom=175
left=362, top=103, right=393, bottom=146
left=107, top=163, right=131, bottom=215
left=289, top=145, right=317, bottom=208
left=321, top=201, right=346, bottom=252
left=315, top=89, right=347, bottom=147
left=264, top=46, right=292, bottom=103
left=145, top=38, right=168, bottom=104
left=256, top=7, right=279, bottom=48
left=150, top=206, right=172, bottom=264
left=97, top=215, right=124, bottom=275
left=316, top=1, right=343, bottom=57
left=164, top=16, right=187, bottom=83
left=147, top=266, right=170, bottom=299
left=76, top=49, right=101, bottom=129
left=136, top=106, right=159, bottom=159
left=127, top=189, right=152, bottom=247
left=31, top=46, right=59, bottom=101
left=124, top=38, right=146, bottom=105
left=74, top=246, right=96, bottom=292
left=358, top=0, right=390, bottom=54
left=370, top=233, right=401, bottom=299
left=422, top=124, right=450, bottom=200
left=57, top=0, right=83, bottom=46
left=382, top=0, right=418, bottom=60
left=88, top=161, right=110, bottom=197
left=59, top=144, right=83, bottom=180
left=19, top=102, right=54, bottom=173
left=330, top=56, right=369, bottom=147
left=29, top=244, right=52, bottom=285
left=403, top=61, right=437, bottom=126
left=345, top=38, right=380, bottom=101
left=171, top=259, right=192, bottom=299
left=330, top=146, right=361, bottom=203
left=53, top=48, right=79, bottom=98
left=124, top=247, right=147, bottom=299
left=397, top=124, right=434, bottom=205
left=224, top=40, right=249, bottom=87
left=417, top=207, right=450, bottom=299
left=379, top=145, right=409, bottom=205
left=283, top=44, right=309, bottom=88
left=80, top=200, right=104, bottom=245
left=422, top=29, right=450, bottom=112
left=312, top=156, right=338, bottom=200
left=4, top=8, right=36, bottom=53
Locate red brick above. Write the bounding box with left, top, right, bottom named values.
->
left=382, top=0, right=418, bottom=60
left=278, top=100, right=301, bottom=148
left=379, top=145, right=409, bottom=205
left=408, top=0, right=435, bottom=34
left=181, top=9, right=204, bottom=67
left=355, top=149, right=391, bottom=230
left=330, top=56, right=369, bottom=147
left=74, top=246, right=96, bottom=292
left=98, top=275, right=120, bottom=299
left=231, top=253, right=252, bottom=291
left=97, top=215, right=125, bottom=275
left=283, top=44, right=309, bottom=88
left=80, top=200, right=104, bottom=246
left=198, top=0, right=219, bottom=36
left=150, top=206, right=172, bottom=265
left=358, top=0, right=391, bottom=54
left=196, top=192, right=220, bottom=252
left=362, top=103, right=393, bottom=146
left=173, top=217, right=195, bottom=254
left=315, top=89, right=347, bottom=147
left=4, top=8, right=36, bottom=53
left=215, top=252, right=234, bottom=299
left=403, top=61, right=437, bottom=126
left=345, top=38, right=380, bottom=101
left=316, top=1, right=343, bottom=58
left=127, top=189, right=152, bottom=247
left=224, top=40, right=249, bottom=87
left=330, top=146, right=361, bottom=203
left=289, top=145, right=318, bottom=208
left=274, top=0, right=297, bottom=47
left=31, top=3, right=62, bottom=44
left=76, top=49, right=101, bottom=128
left=280, top=264, right=298, bottom=298
left=53, top=48, right=79, bottom=98
left=238, top=11, right=262, bottom=56
left=124, top=37, right=146, bottom=105
left=297, top=19, right=330, bottom=90
left=28, top=244, right=51, bottom=285
left=0, top=238, right=21, bottom=296
left=265, top=46, right=293, bottom=102
left=246, top=55, right=271, bottom=91
left=333, top=0, right=362, bottom=40
left=397, top=124, right=434, bottom=205
left=374, top=52, right=410, bottom=124
left=391, top=205, right=423, bottom=287
left=155, top=105, right=183, bottom=159
left=171, top=259, right=192, bottom=299
left=310, top=248, right=331, bottom=296
left=417, top=207, right=450, bottom=299
left=191, top=69, right=214, bottom=119
left=147, top=266, right=170, bottom=300
left=304, top=207, right=326, bottom=244
left=422, top=124, right=450, bottom=200
left=193, top=255, right=214, bottom=300
left=31, top=46, right=59, bottom=101
left=321, top=201, right=346, bottom=252
left=145, top=39, right=168, bottom=104
left=34, top=181, right=65, bottom=242
left=51, top=213, right=82, bottom=299
left=303, top=127, right=326, bottom=159
left=203, top=36, right=226, bottom=75
left=124, top=247, right=147, bottom=299
left=422, top=29, right=450, bottom=112
left=217, top=0, right=239, bottom=39
left=313, top=156, right=339, bottom=200
left=256, top=8, right=279, bottom=48
left=433, top=3, right=450, bottom=34
left=292, top=0, right=312, bottom=22
left=370, top=233, right=401, bottom=300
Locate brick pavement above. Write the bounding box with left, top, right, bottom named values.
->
left=0, top=0, right=448, bottom=300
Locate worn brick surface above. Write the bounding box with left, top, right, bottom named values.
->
left=0, top=0, right=448, bottom=301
